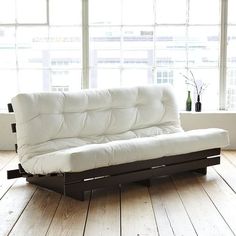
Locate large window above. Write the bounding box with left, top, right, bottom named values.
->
left=0, top=0, right=233, bottom=111
left=89, top=0, right=220, bottom=110
left=227, top=0, right=236, bottom=110
left=0, top=0, right=82, bottom=110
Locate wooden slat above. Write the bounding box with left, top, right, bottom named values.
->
left=65, top=148, right=220, bottom=183
left=84, top=188, right=120, bottom=236
left=214, top=154, right=236, bottom=192
left=47, top=195, right=90, bottom=236
left=14, top=144, right=18, bottom=153
left=173, top=173, right=234, bottom=236
left=150, top=177, right=197, bottom=236
left=7, top=103, right=14, bottom=113
left=7, top=169, right=24, bottom=179
left=197, top=167, right=236, bottom=234
left=9, top=189, right=61, bottom=236
left=121, top=184, right=158, bottom=236
left=0, top=179, right=36, bottom=236
left=66, top=157, right=220, bottom=192
left=11, top=123, right=16, bottom=133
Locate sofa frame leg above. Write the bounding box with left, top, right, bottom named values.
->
left=77, top=191, right=85, bottom=201
left=194, top=167, right=207, bottom=175
left=65, top=188, right=85, bottom=201
left=135, top=179, right=151, bottom=187
left=64, top=182, right=85, bottom=201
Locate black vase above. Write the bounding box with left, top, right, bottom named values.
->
left=195, top=95, right=201, bottom=112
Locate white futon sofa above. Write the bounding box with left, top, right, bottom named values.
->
left=7, top=85, right=229, bottom=200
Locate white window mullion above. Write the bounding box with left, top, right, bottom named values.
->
left=219, top=0, right=228, bottom=110
left=186, top=0, right=189, bottom=70
left=82, top=0, right=89, bottom=89
left=46, top=0, right=49, bottom=25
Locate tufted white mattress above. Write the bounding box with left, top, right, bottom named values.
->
left=12, top=85, right=229, bottom=174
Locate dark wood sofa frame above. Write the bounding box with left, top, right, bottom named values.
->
left=6, top=103, right=221, bottom=201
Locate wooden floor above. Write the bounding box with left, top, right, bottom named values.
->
left=1, top=151, right=236, bottom=236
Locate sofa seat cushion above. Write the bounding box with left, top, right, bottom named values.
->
left=18, top=123, right=182, bottom=164
left=22, top=128, right=229, bottom=175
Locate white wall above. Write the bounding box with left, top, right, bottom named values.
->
left=0, top=112, right=235, bottom=150
left=0, top=113, right=16, bottom=150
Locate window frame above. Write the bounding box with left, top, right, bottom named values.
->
left=0, top=0, right=231, bottom=110
left=0, top=0, right=49, bottom=26
left=219, top=0, right=228, bottom=110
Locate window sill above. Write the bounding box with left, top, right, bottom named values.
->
left=1, top=110, right=236, bottom=115
left=180, top=110, right=236, bottom=114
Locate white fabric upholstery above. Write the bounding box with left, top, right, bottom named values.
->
left=23, top=129, right=228, bottom=174
left=12, top=85, right=229, bottom=174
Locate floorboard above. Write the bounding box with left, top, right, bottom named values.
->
left=197, top=167, right=236, bottom=234
left=84, top=188, right=120, bottom=236
left=0, top=151, right=236, bottom=236
left=214, top=154, right=236, bottom=192
left=9, top=188, right=61, bottom=236
left=150, top=177, right=196, bottom=236
left=121, top=184, right=158, bottom=236
left=221, top=150, right=236, bottom=167
left=0, top=157, right=19, bottom=199
left=0, top=151, right=16, bottom=170
left=173, top=172, right=234, bottom=236
left=0, top=179, right=36, bottom=236
left=47, top=194, right=90, bottom=236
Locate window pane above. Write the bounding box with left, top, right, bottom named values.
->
left=17, top=27, right=49, bottom=69
left=0, top=70, right=17, bottom=111
left=90, top=68, right=120, bottom=88
left=16, top=0, right=47, bottom=24
left=189, top=0, right=220, bottom=25
left=0, top=28, right=16, bottom=69
left=0, top=0, right=15, bottom=24
left=155, top=68, right=185, bottom=110
left=156, top=0, right=186, bottom=24
left=155, top=26, right=187, bottom=68
left=227, top=26, right=236, bottom=67
left=123, top=27, right=154, bottom=68
left=123, top=27, right=154, bottom=50
left=49, top=27, right=81, bottom=50
left=89, top=0, right=121, bottom=25
left=49, top=27, right=82, bottom=69
left=227, top=27, right=236, bottom=110
left=122, top=0, right=154, bottom=25
left=188, top=26, right=219, bottom=68
left=18, top=69, right=46, bottom=91
left=226, top=69, right=236, bottom=110
left=121, top=69, right=152, bottom=86
left=50, top=0, right=81, bottom=25
left=50, top=50, right=81, bottom=69
left=228, top=0, right=236, bottom=24
left=123, top=50, right=153, bottom=68
left=18, top=69, right=82, bottom=92
left=51, top=69, right=82, bottom=91
left=90, top=27, right=121, bottom=68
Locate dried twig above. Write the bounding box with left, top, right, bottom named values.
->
left=180, top=70, right=207, bottom=96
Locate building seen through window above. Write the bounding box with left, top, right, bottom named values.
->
left=0, top=0, right=236, bottom=111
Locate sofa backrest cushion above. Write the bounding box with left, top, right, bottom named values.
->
left=12, top=85, right=180, bottom=148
